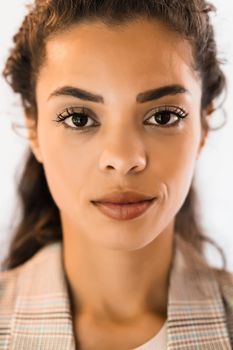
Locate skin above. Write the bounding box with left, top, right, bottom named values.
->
left=27, top=18, right=210, bottom=348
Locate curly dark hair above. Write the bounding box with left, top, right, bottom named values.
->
left=1, top=0, right=228, bottom=272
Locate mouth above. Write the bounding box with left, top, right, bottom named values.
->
left=91, top=198, right=157, bottom=221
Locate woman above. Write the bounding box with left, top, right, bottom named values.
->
left=0, top=0, right=232, bottom=349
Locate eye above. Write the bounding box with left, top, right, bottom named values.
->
left=144, top=105, right=188, bottom=128
left=53, top=105, right=189, bottom=132
left=54, top=107, right=98, bottom=130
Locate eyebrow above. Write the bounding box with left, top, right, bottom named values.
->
left=47, top=84, right=190, bottom=103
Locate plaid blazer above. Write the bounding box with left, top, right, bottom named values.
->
left=0, top=234, right=233, bottom=350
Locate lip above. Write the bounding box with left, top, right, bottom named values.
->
left=92, top=191, right=155, bottom=204
left=92, top=198, right=157, bottom=221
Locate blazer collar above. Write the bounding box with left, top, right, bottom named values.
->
left=11, top=234, right=231, bottom=349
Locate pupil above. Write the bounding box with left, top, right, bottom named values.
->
left=72, top=113, right=88, bottom=127
left=156, top=112, right=171, bottom=125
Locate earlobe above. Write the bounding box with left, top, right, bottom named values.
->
left=24, top=115, right=43, bottom=164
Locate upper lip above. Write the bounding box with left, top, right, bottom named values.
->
left=92, top=191, right=156, bottom=204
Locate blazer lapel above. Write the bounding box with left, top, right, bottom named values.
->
left=167, top=234, right=232, bottom=349
left=10, top=242, right=76, bottom=350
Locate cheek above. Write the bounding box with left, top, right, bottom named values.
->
left=152, top=127, right=200, bottom=207
left=159, top=137, right=197, bottom=179
left=38, top=129, right=93, bottom=212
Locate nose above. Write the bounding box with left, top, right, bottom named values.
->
left=98, top=133, right=147, bottom=175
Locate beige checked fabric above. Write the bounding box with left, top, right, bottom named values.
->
left=0, top=233, right=233, bottom=349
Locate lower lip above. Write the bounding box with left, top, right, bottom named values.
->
left=92, top=199, right=157, bottom=221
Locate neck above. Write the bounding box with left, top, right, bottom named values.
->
left=63, top=221, right=174, bottom=323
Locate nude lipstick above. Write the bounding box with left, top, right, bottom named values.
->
left=91, top=191, right=157, bottom=220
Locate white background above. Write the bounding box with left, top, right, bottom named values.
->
left=0, top=1, right=233, bottom=269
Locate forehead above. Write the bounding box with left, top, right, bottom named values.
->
left=38, top=19, right=201, bottom=101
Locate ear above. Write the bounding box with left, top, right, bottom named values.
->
left=196, top=102, right=214, bottom=158
left=24, top=114, right=43, bottom=164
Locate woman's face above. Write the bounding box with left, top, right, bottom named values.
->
left=32, top=19, right=206, bottom=250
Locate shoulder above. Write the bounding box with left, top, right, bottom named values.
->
left=0, top=264, right=21, bottom=307
left=0, top=242, right=60, bottom=316
left=212, top=267, right=233, bottom=343
left=0, top=242, right=64, bottom=348
left=0, top=242, right=60, bottom=336
left=175, top=234, right=233, bottom=342
left=212, top=267, right=233, bottom=305
left=0, top=264, right=21, bottom=347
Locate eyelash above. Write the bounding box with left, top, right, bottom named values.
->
left=53, top=105, right=189, bottom=132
